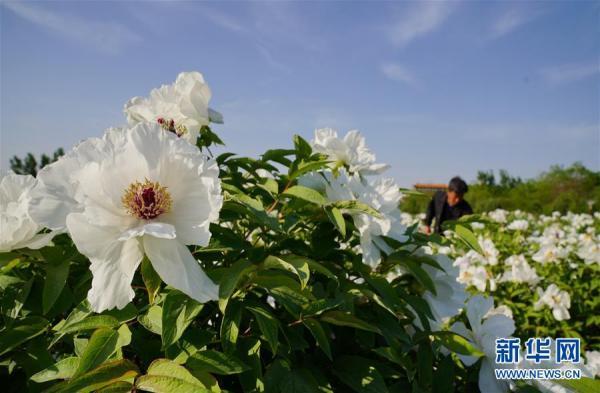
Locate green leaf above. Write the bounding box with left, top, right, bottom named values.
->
left=553, top=377, right=600, bottom=393
left=166, top=328, right=213, bottom=364
left=44, top=359, right=139, bottom=393
left=56, top=315, right=120, bottom=335
left=162, top=290, right=204, bottom=349
left=43, top=259, right=70, bottom=314
left=258, top=178, right=279, bottom=196
left=73, top=328, right=120, bottom=377
left=333, top=356, right=389, bottom=393
left=102, top=303, right=138, bottom=323
left=227, top=194, right=279, bottom=231
left=302, top=297, right=344, bottom=316
left=305, top=259, right=338, bottom=282
left=187, top=350, right=250, bottom=375
left=218, top=259, right=256, bottom=313
left=282, top=185, right=329, bottom=206
left=135, top=359, right=211, bottom=393
left=263, top=255, right=310, bottom=289
left=31, top=356, right=79, bottom=383
left=320, top=311, right=380, bottom=334
left=220, top=300, right=242, bottom=354
left=387, top=254, right=436, bottom=295
left=293, top=134, right=312, bottom=158
left=0, top=316, right=48, bottom=356
left=280, top=368, right=322, bottom=392
left=141, top=257, right=162, bottom=304
left=139, top=305, right=163, bottom=335
left=116, top=324, right=132, bottom=348
left=454, top=224, right=483, bottom=255
left=247, top=306, right=280, bottom=354
left=432, top=331, right=484, bottom=357
left=303, top=318, right=332, bottom=360
left=288, top=160, right=331, bottom=180
left=331, top=200, right=382, bottom=218
left=96, top=381, right=134, bottom=393
left=433, top=355, right=454, bottom=393
left=325, top=206, right=346, bottom=237
left=261, top=148, right=295, bottom=166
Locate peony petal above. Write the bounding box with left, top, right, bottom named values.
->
left=66, top=213, right=143, bottom=312
left=143, top=236, right=218, bottom=303
left=118, top=222, right=176, bottom=241
left=478, top=360, right=508, bottom=393
left=22, top=232, right=56, bottom=250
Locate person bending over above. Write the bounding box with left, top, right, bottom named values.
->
left=424, top=176, right=473, bottom=234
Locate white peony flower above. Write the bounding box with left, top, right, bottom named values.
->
left=485, top=304, right=513, bottom=320
left=499, top=255, right=540, bottom=285
left=585, top=351, right=600, bottom=377
left=507, top=219, right=529, bottom=231
left=124, top=71, right=223, bottom=144
left=488, top=209, right=508, bottom=223
left=457, top=264, right=489, bottom=292
left=0, top=172, right=57, bottom=252
left=576, top=234, right=600, bottom=265
left=451, top=295, right=516, bottom=393
left=533, top=284, right=570, bottom=321
left=532, top=245, right=568, bottom=264
left=471, top=222, right=485, bottom=230
left=39, top=123, right=223, bottom=312
left=311, top=128, right=389, bottom=175
left=479, top=237, right=499, bottom=265
left=419, top=250, right=468, bottom=329
left=299, top=169, right=406, bottom=267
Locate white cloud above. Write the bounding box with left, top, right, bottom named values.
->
left=380, top=63, right=417, bottom=85
left=387, top=1, right=457, bottom=48
left=490, top=8, right=541, bottom=38
left=3, top=1, right=141, bottom=55
left=541, top=62, right=600, bottom=85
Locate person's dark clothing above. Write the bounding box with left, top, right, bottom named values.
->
left=424, top=191, right=473, bottom=233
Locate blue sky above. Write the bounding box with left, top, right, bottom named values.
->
left=1, top=1, right=598, bottom=187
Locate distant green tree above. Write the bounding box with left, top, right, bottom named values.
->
left=10, top=148, right=64, bottom=176
left=498, top=169, right=522, bottom=189
left=476, top=170, right=495, bottom=186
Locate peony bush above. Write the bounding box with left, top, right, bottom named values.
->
left=1, top=72, right=598, bottom=393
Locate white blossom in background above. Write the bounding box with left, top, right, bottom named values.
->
left=576, top=233, right=600, bottom=265
left=488, top=209, right=508, bottom=223
left=478, top=237, right=500, bottom=265
left=299, top=169, right=406, bottom=267
left=124, top=71, right=223, bottom=144
left=499, top=255, right=540, bottom=285
left=533, top=284, right=571, bottom=321
left=37, top=124, right=222, bottom=312
left=0, top=172, right=57, bottom=252
left=451, top=295, right=516, bottom=393
left=585, top=351, right=600, bottom=377
left=485, top=304, right=513, bottom=320
left=532, top=245, right=568, bottom=264
left=471, top=221, right=485, bottom=230
left=459, top=265, right=489, bottom=292
left=507, top=219, right=529, bottom=231
left=311, top=128, right=389, bottom=175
